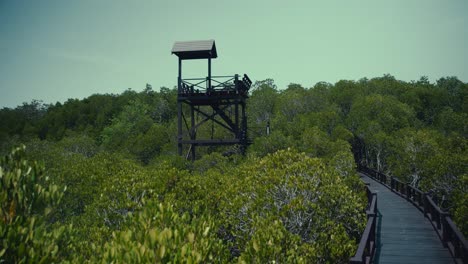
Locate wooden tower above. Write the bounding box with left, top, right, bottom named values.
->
left=172, top=40, right=251, bottom=160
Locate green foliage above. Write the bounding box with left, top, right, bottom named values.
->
left=94, top=202, right=230, bottom=263
left=435, top=107, right=467, bottom=136
left=12, top=140, right=191, bottom=258
left=300, top=126, right=333, bottom=157
left=57, top=133, right=99, bottom=158
left=249, top=131, right=294, bottom=157
left=191, top=152, right=230, bottom=174
left=0, top=74, right=466, bottom=261
left=222, top=150, right=366, bottom=262
left=329, top=149, right=356, bottom=179
left=348, top=94, right=414, bottom=136
left=329, top=80, right=364, bottom=117
left=452, top=174, right=468, bottom=236
left=149, top=153, right=190, bottom=171
left=167, top=149, right=366, bottom=262
left=239, top=216, right=316, bottom=263
left=248, top=79, right=278, bottom=124
left=101, top=98, right=153, bottom=151
left=387, top=129, right=441, bottom=187
left=47, top=152, right=188, bottom=257
left=131, top=123, right=171, bottom=164
left=0, top=145, right=72, bottom=263
left=101, top=99, right=170, bottom=163
left=276, top=84, right=308, bottom=120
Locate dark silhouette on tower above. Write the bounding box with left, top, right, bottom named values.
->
left=172, top=40, right=251, bottom=160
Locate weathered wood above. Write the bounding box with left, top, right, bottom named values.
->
left=360, top=174, right=454, bottom=264
left=350, top=187, right=377, bottom=264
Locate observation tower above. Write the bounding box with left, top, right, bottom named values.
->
left=172, top=40, right=251, bottom=160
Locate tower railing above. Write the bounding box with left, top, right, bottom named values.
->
left=179, top=74, right=251, bottom=96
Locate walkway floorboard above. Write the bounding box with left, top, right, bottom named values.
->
left=360, top=173, right=453, bottom=264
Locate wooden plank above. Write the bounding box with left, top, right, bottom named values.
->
left=378, top=255, right=453, bottom=264
left=359, top=174, right=454, bottom=264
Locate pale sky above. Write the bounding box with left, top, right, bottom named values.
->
left=1, top=0, right=467, bottom=108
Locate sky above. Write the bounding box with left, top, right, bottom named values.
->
left=0, top=0, right=467, bottom=108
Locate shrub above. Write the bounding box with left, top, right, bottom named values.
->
left=0, top=145, right=73, bottom=263
left=94, top=202, right=230, bottom=263
left=222, top=149, right=366, bottom=261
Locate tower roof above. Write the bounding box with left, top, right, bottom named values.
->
left=172, top=40, right=217, bottom=59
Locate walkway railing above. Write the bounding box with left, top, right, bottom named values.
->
left=358, top=165, right=468, bottom=264
left=349, top=185, right=377, bottom=264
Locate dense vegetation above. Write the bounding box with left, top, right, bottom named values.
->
left=1, top=75, right=466, bottom=262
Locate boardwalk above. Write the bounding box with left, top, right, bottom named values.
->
left=360, top=173, right=453, bottom=264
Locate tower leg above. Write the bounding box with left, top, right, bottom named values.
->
left=177, top=101, right=182, bottom=156
left=190, top=105, right=196, bottom=161
left=241, top=101, right=247, bottom=155
left=235, top=102, right=239, bottom=139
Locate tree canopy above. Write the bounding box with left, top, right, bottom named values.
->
left=0, top=74, right=466, bottom=262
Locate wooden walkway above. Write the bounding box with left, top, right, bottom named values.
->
left=360, top=173, right=454, bottom=264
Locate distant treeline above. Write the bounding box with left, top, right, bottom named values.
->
left=1, top=75, right=466, bottom=168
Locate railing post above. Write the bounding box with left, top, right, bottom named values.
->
left=208, top=57, right=211, bottom=91
left=453, top=238, right=460, bottom=258
left=441, top=214, right=449, bottom=245
left=422, top=193, right=427, bottom=216
left=431, top=202, right=436, bottom=222
left=406, top=184, right=411, bottom=201
left=374, top=193, right=378, bottom=212
left=436, top=210, right=441, bottom=230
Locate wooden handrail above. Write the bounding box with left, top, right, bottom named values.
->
left=445, top=217, right=468, bottom=261
left=349, top=186, right=377, bottom=264
left=180, top=75, right=249, bottom=95
left=359, top=165, right=468, bottom=263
